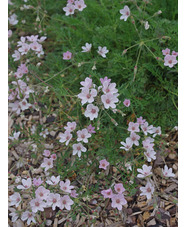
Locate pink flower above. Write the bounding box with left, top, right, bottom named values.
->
left=35, top=186, right=50, bottom=200
left=164, top=54, right=178, bottom=68
left=33, top=178, right=43, bottom=187
left=114, top=183, right=125, bottom=194
left=18, top=43, right=30, bottom=55
left=21, top=211, right=36, bottom=225
left=144, top=150, right=156, bottom=162
left=102, top=81, right=118, bottom=95
left=63, top=51, right=72, bottom=60
left=59, top=195, right=74, bottom=210
left=78, top=88, right=97, bottom=105
left=46, top=193, right=61, bottom=210
left=64, top=121, right=77, bottom=132
left=74, top=0, right=87, bottom=11
left=120, top=5, right=130, bottom=21
left=123, top=99, right=130, bottom=107
left=87, top=124, right=96, bottom=134
left=63, top=4, right=75, bottom=16
left=141, top=122, right=153, bottom=135
left=80, top=77, right=92, bottom=89
left=84, top=104, right=99, bottom=120
left=19, top=99, right=31, bottom=111
left=81, top=43, right=92, bottom=52
left=70, top=190, right=78, bottom=198
left=77, top=128, right=91, bottom=143
left=111, top=194, right=127, bottom=210
left=162, top=165, right=175, bottom=178
left=9, top=192, right=21, bottom=207
left=137, top=116, right=146, bottom=125
left=101, top=188, right=113, bottom=199
left=26, top=35, right=39, bottom=42
left=140, top=181, right=154, bottom=200
left=99, top=159, right=109, bottom=170
left=137, top=164, right=152, bottom=178
left=9, top=131, right=20, bottom=141
left=162, top=48, right=170, bottom=55
left=46, top=176, right=60, bottom=185
left=41, top=158, right=53, bottom=171
left=151, top=126, right=161, bottom=137
left=128, top=132, right=140, bottom=146
left=51, top=153, right=57, bottom=160
left=97, top=46, right=109, bottom=58
left=58, top=130, right=72, bottom=146
left=43, top=150, right=51, bottom=157
left=128, top=122, right=140, bottom=133
left=101, top=93, right=119, bottom=109
left=18, top=63, right=28, bottom=74
left=142, top=137, right=154, bottom=151
left=30, top=42, right=42, bottom=52
left=72, top=143, right=87, bottom=157
left=8, top=30, right=12, bottom=38
left=100, top=77, right=111, bottom=85
left=172, top=51, right=178, bottom=57
left=60, top=179, right=74, bottom=193
left=17, top=178, right=32, bottom=190
left=39, top=128, right=49, bottom=138
left=120, top=138, right=133, bottom=151
left=12, top=50, right=21, bottom=61
left=30, top=198, right=46, bottom=213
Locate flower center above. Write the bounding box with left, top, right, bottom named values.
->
left=106, top=99, right=110, bottom=104
left=63, top=200, right=67, bottom=204
left=147, top=187, right=151, bottom=193
left=91, top=109, right=96, bottom=114
left=35, top=202, right=40, bottom=207
left=116, top=199, right=120, bottom=203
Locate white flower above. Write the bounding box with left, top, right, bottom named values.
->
left=120, top=5, right=130, bottom=21
left=9, top=131, right=20, bottom=141
left=46, top=176, right=60, bottom=185
left=80, top=77, right=92, bottom=88
left=84, top=104, right=99, bottom=120
left=30, top=198, right=46, bottom=213
left=46, top=193, right=61, bottom=210
left=12, top=50, right=21, bottom=61
left=35, top=186, right=50, bottom=200
left=137, top=164, right=152, bottom=178
left=39, top=128, right=49, bottom=138
left=72, top=143, right=87, bottom=157
left=140, top=181, right=154, bottom=200
left=64, top=121, right=77, bottom=132
left=102, top=81, right=118, bottom=95
left=128, top=122, right=140, bottom=133
left=97, top=46, right=109, bottom=58
left=63, top=3, right=75, bottom=16
left=41, top=158, right=53, bottom=172
left=77, top=128, right=91, bottom=143
left=144, top=149, right=156, bottom=162
left=9, top=208, right=19, bottom=222
left=60, top=179, right=74, bottom=193
left=17, top=178, right=32, bottom=190
left=141, top=122, right=153, bottom=135
left=58, top=130, right=72, bottom=146
left=81, top=43, right=92, bottom=52
left=59, top=195, right=74, bottom=210
left=18, top=43, right=30, bottom=55
left=9, top=14, right=18, bottom=25
left=120, top=138, right=133, bottom=151
left=21, top=211, right=36, bottom=225
left=162, top=165, right=175, bottom=178
left=74, top=0, right=87, bottom=11
left=128, top=132, right=140, bottom=146
left=19, top=99, right=31, bottom=111
left=101, top=93, right=119, bottom=109
left=78, top=88, right=97, bottom=105
left=151, top=126, right=161, bottom=137
left=9, top=192, right=21, bottom=207
left=125, top=163, right=132, bottom=171
left=144, top=21, right=150, bottom=30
